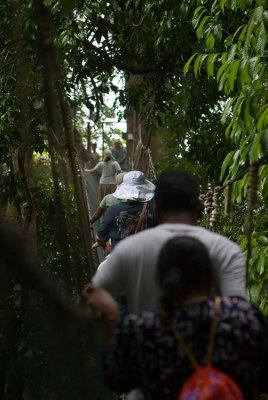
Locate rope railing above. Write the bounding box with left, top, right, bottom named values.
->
left=133, top=139, right=157, bottom=181
left=0, top=220, right=112, bottom=399
left=200, top=152, right=268, bottom=288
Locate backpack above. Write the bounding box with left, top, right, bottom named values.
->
left=171, top=297, right=244, bottom=400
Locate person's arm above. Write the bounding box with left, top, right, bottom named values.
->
left=84, top=167, right=97, bottom=173
left=113, top=161, right=122, bottom=174
left=92, top=242, right=126, bottom=298
left=91, top=234, right=107, bottom=250
left=90, top=207, right=105, bottom=224
left=85, top=161, right=102, bottom=174
left=214, top=240, right=247, bottom=298
left=96, top=206, right=114, bottom=245
left=78, top=284, right=142, bottom=392
left=79, top=285, right=119, bottom=347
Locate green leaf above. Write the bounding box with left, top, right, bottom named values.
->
left=224, top=79, right=230, bottom=95
left=207, top=54, right=218, bottom=77
left=242, top=97, right=253, bottom=131
left=220, top=0, right=228, bottom=12
left=183, top=53, right=198, bottom=75
left=253, top=6, right=264, bottom=23
left=256, top=254, right=265, bottom=275
left=244, top=17, right=257, bottom=50
left=263, top=10, right=268, bottom=31
left=206, top=33, right=215, bottom=49
left=239, top=59, right=251, bottom=86
left=213, top=24, right=222, bottom=43
left=249, top=94, right=260, bottom=118
left=221, top=52, right=227, bottom=63
left=248, top=56, right=260, bottom=78
left=196, top=16, right=210, bottom=39
left=218, top=65, right=230, bottom=91
left=192, top=7, right=207, bottom=29
left=238, top=25, right=248, bottom=42
left=231, top=0, right=237, bottom=10
left=193, top=54, right=203, bottom=77
left=249, top=130, right=262, bottom=161
left=216, top=61, right=228, bottom=82
left=221, top=150, right=235, bottom=179
left=221, top=97, right=236, bottom=123
left=225, top=120, right=234, bottom=139
left=200, top=54, right=209, bottom=69
left=262, top=175, right=268, bottom=199
left=224, top=35, right=233, bottom=47
left=260, top=129, right=268, bottom=154
left=257, top=235, right=268, bottom=244
left=233, top=24, right=247, bottom=38
left=227, top=44, right=238, bottom=63
left=232, top=95, right=246, bottom=121
left=228, top=60, right=240, bottom=92
left=193, top=5, right=205, bottom=16
left=256, top=22, right=266, bottom=55
left=257, top=107, right=268, bottom=132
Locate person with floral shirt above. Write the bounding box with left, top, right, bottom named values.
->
left=82, top=236, right=268, bottom=400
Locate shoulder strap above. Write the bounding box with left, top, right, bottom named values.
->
left=171, top=297, right=221, bottom=369
left=134, top=202, right=148, bottom=234
left=207, top=296, right=221, bottom=364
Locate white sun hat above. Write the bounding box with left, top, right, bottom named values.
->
left=113, top=170, right=155, bottom=202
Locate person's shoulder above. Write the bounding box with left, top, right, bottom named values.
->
left=192, top=225, right=241, bottom=249
left=103, top=202, right=123, bottom=216
left=100, top=194, right=113, bottom=208
left=220, top=297, right=268, bottom=338
left=95, top=161, right=103, bottom=168
left=104, top=202, right=133, bottom=220
left=122, top=310, right=157, bottom=329
left=221, top=296, right=267, bottom=322
left=113, top=225, right=162, bottom=250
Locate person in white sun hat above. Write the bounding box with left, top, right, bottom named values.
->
left=113, top=170, right=155, bottom=202
left=93, top=171, right=156, bottom=250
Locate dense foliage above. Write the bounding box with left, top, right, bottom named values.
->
left=184, top=0, right=268, bottom=312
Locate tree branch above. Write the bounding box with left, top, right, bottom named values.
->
left=84, top=40, right=172, bottom=74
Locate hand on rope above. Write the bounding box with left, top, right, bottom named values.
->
left=91, top=234, right=106, bottom=250
left=91, top=235, right=112, bottom=253
left=78, top=283, right=118, bottom=347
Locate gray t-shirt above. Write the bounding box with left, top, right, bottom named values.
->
left=94, top=160, right=121, bottom=184
left=92, top=223, right=247, bottom=313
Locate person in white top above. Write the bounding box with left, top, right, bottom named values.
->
left=86, top=170, right=246, bottom=313
left=85, top=149, right=122, bottom=201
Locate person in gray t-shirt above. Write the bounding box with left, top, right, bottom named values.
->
left=85, top=149, right=122, bottom=201
left=87, top=170, right=246, bottom=313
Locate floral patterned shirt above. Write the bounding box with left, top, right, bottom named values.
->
left=103, top=296, right=268, bottom=400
